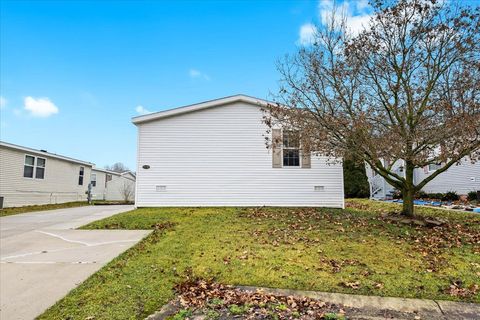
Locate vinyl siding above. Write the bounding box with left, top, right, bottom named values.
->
left=91, top=169, right=107, bottom=200
left=0, top=146, right=92, bottom=207
left=365, top=158, right=480, bottom=197
left=91, top=170, right=136, bottom=201
left=135, top=102, right=344, bottom=207
left=105, top=173, right=135, bottom=201
left=415, top=159, right=480, bottom=194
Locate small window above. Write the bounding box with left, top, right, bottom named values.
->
left=283, top=130, right=300, bottom=167
left=35, top=157, right=46, bottom=179
left=79, top=167, right=84, bottom=185
left=91, top=173, right=97, bottom=187
left=428, top=163, right=441, bottom=172
left=24, top=155, right=35, bottom=178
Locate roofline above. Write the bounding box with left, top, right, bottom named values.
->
left=131, top=94, right=272, bottom=125
left=121, top=171, right=136, bottom=178
left=92, top=168, right=136, bottom=179
left=0, top=141, right=94, bottom=166
left=92, top=167, right=122, bottom=175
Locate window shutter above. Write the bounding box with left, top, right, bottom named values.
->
left=272, top=129, right=282, bottom=168
left=301, top=151, right=311, bottom=168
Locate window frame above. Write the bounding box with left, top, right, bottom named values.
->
left=78, top=166, right=85, bottom=186
left=282, top=130, right=301, bottom=168
left=90, top=173, right=97, bottom=187
left=35, top=157, right=46, bottom=179
left=428, top=163, right=442, bottom=173
left=23, top=154, right=46, bottom=180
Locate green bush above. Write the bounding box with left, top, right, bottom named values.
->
left=441, top=191, right=459, bottom=202
left=415, top=191, right=428, bottom=199
left=343, top=158, right=370, bottom=198
left=426, top=193, right=443, bottom=200
left=467, top=191, right=478, bottom=201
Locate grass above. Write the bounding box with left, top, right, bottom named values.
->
left=39, top=199, right=480, bottom=319
left=0, top=201, right=89, bottom=217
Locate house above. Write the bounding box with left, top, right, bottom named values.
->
left=132, top=94, right=344, bottom=207
left=0, top=141, right=93, bottom=208
left=366, top=158, right=480, bottom=199
left=90, top=168, right=136, bottom=201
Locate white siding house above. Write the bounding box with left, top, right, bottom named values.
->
left=366, top=158, right=480, bottom=199
left=91, top=168, right=136, bottom=201
left=132, top=95, right=344, bottom=208
left=0, top=141, right=93, bottom=208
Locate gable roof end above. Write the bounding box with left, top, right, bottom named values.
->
left=131, top=94, right=271, bottom=125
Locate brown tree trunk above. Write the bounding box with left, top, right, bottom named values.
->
left=401, top=161, right=415, bottom=217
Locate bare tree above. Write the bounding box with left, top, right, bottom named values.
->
left=105, top=162, right=129, bottom=173
left=266, top=0, right=479, bottom=216
left=119, top=181, right=134, bottom=203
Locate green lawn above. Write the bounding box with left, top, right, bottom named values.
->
left=39, top=199, right=480, bottom=319
left=0, top=201, right=89, bottom=217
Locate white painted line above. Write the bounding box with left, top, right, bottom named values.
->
left=35, top=230, right=141, bottom=247
left=1, top=232, right=144, bottom=260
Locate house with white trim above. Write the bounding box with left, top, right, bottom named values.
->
left=0, top=141, right=136, bottom=208
left=132, top=94, right=344, bottom=208
left=0, top=141, right=94, bottom=208
left=90, top=168, right=136, bottom=202
left=366, top=159, right=480, bottom=199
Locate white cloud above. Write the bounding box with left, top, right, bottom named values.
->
left=135, top=105, right=152, bottom=115
left=298, top=23, right=317, bottom=46
left=189, top=69, right=210, bottom=81
left=0, top=96, right=6, bottom=108
left=318, top=0, right=372, bottom=36
left=24, top=96, right=59, bottom=117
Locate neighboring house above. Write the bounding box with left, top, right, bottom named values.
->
left=132, top=94, right=344, bottom=207
left=366, top=158, right=480, bottom=199
left=0, top=141, right=93, bottom=208
left=90, top=168, right=136, bottom=201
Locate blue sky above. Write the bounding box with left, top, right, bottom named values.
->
left=0, top=0, right=379, bottom=169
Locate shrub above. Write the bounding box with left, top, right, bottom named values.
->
left=442, top=191, right=459, bottom=202
left=426, top=193, right=443, bottom=200
left=392, top=189, right=402, bottom=199
left=343, top=158, right=370, bottom=198
left=467, top=191, right=478, bottom=201
left=416, top=191, right=428, bottom=199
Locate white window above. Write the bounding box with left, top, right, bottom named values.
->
left=428, top=163, right=442, bottom=172
left=79, top=167, right=84, bottom=185
left=91, top=173, right=97, bottom=187
left=23, top=155, right=46, bottom=179
left=282, top=130, right=300, bottom=167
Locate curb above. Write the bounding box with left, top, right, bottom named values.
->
left=145, top=286, right=480, bottom=320
left=238, top=286, right=480, bottom=320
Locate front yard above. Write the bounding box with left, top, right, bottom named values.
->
left=39, top=199, right=480, bottom=319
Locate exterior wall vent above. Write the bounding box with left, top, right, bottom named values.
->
left=314, top=186, right=325, bottom=191
left=156, top=185, right=167, bottom=192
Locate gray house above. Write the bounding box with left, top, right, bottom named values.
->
left=0, top=141, right=93, bottom=208
left=90, top=168, right=136, bottom=202
left=366, top=158, right=480, bottom=199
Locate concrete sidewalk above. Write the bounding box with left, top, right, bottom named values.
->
left=0, top=205, right=150, bottom=320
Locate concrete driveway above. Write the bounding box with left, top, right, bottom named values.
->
left=0, top=205, right=150, bottom=320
